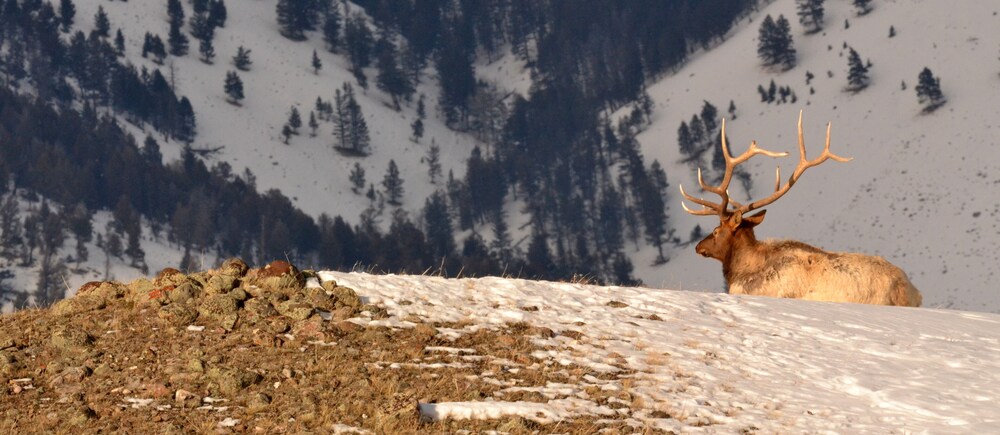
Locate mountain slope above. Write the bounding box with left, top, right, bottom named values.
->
left=636, top=0, right=1000, bottom=312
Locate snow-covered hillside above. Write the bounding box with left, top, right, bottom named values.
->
left=43, top=0, right=1000, bottom=314
left=636, top=0, right=1000, bottom=312
left=324, top=271, right=1000, bottom=432
left=73, top=0, right=487, bottom=220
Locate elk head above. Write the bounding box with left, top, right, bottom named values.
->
left=681, top=111, right=852, bottom=263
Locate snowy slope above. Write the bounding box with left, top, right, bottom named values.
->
left=321, top=271, right=1000, bottom=432
left=55, top=0, right=1000, bottom=313
left=73, top=0, right=483, bottom=220
left=635, top=0, right=1000, bottom=313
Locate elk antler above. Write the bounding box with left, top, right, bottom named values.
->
left=680, top=111, right=852, bottom=218
left=679, top=118, right=788, bottom=216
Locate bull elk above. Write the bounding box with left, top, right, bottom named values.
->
left=680, top=112, right=921, bottom=307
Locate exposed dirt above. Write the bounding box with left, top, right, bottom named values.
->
left=0, top=259, right=645, bottom=434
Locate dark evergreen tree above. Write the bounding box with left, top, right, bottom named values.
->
left=0, top=195, right=22, bottom=260
left=232, top=46, right=252, bottom=71
left=167, top=0, right=184, bottom=28
left=349, top=163, right=365, bottom=194
left=889, top=25, right=896, bottom=38
left=209, top=0, right=227, bottom=28
left=189, top=12, right=214, bottom=42
left=677, top=121, right=695, bottom=158
left=176, top=97, right=197, bottom=143
left=846, top=47, right=870, bottom=91
left=382, top=160, right=404, bottom=205
left=915, top=67, right=945, bottom=111
left=59, top=0, right=75, bottom=32
left=334, top=83, right=370, bottom=154
left=169, top=22, right=190, bottom=56
left=322, top=7, right=341, bottom=52
left=199, top=36, right=215, bottom=63
left=422, top=191, right=454, bottom=261
left=700, top=101, right=718, bottom=134
left=312, top=49, right=322, bottom=74
left=308, top=110, right=318, bottom=136
left=344, top=12, right=373, bottom=86
left=375, top=34, right=412, bottom=110
left=142, top=134, right=163, bottom=164
left=193, top=0, right=210, bottom=14
left=436, top=18, right=476, bottom=126
left=775, top=15, right=797, bottom=69
left=93, top=6, right=110, bottom=38
left=728, top=100, right=737, bottom=120
left=114, top=29, right=126, bottom=56
left=490, top=207, right=513, bottom=264
left=410, top=117, right=424, bottom=143
left=288, top=106, right=302, bottom=134
left=796, top=0, right=825, bottom=34
left=224, top=70, right=244, bottom=104
left=276, top=0, right=321, bottom=41
left=281, top=124, right=293, bottom=144
left=425, top=141, right=441, bottom=184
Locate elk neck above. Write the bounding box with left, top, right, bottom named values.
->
left=720, top=226, right=765, bottom=283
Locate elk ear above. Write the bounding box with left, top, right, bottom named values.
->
left=741, top=210, right=767, bottom=228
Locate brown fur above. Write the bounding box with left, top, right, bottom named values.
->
left=696, top=211, right=921, bottom=307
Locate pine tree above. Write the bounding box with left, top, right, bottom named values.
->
left=426, top=141, right=442, bottom=184
left=728, top=100, right=737, bottom=120
left=757, top=15, right=780, bottom=66
left=199, top=37, right=216, bottom=63
left=382, top=160, right=404, bottom=205
left=775, top=15, right=797, bottom=69
left=224, top=70, right=244, bottom=104
left=169, top=23, right=189, bottom=56
left=308, top=110, right=318, bottom=137
left=410, top=117, right=424, bottom=142
left=93, top=6, right=110, bottom=38
left=677, top=121, right=695, bottom=157
left=889, top=25, right=896, bottom=38
left=281, top=124, right=293, bottom=144
left=287, top=106, right=302, bottom=134
left=209, top=0, right=227, bottom=28
left=59, top=0, right=75, bottom=33
left=343, top=88, right=370, bottom=154
left=167, top=0, right=184, bottom=28
left=189, top=12, right=214, bottom=42
left=344, top=12, right=374, bottom=86
left=311, top=49, right=322, bottom=74
left=846, top=47, right=870, bottom=92
left=349, top=163, right=365, bottom=194
left=796, top=0, right=825, bottom=34
left=323, top=7, right=341, bottom=52
left=375, top=34, right=413, bottom=110
left=915, top=67, right=945, bottom=111
left=233, top=46, right=252, bottom=71
left=423, top=191, right=454, bottom=260
left=114, top=29, right=126, bottom=56
left=700, top=101, right=718, bottom=134
left=142, top=135, right=163, bottom=164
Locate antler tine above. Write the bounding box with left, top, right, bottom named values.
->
left=680, top=118, right=788, bottom=217
left=741, top=111, right=852, bottom=214
left=679, top=184, right=722, bottom=215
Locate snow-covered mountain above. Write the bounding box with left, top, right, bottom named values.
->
left=634, top=0, right=1000, bottom=313
left=10, top=0, right=999, bottom=313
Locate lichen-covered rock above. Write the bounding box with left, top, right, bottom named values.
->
left=50, top=328, right=94, bottom=354
left=158, top=303, right=199, bottom=327
left=209, top=368, right=262, bottom=396
left=168, top=282, right=200, bottom=304
left=276, top=299, right=314, bottom=321
left=302, top=286, right=335, bottom=311
left=242, top=298, right=278, bottom=324
left=154, top=268, right=188, bottom=288
left=51, top=295, right=106, bottom=317
left=330, top=285, right=362, bottom=309
left=218, top=257, right=249, bottom=278
left=205, top=274, right=238, bottom=295
left=198, top=294, right=240, bottom=330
